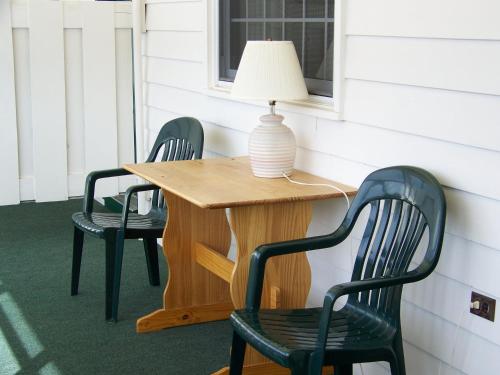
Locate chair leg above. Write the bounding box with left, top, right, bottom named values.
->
left=291, top=362, right=310, bottom=375
left=229, top=332, right=246, bottom=375
left=390, top=334, right=406, bottom=375
left=71, top=227, right=84, bottom=296
left=289, top=352, right=311, bottom=375
left=143, top=238, right=160, bottom=286
left=105, top=233, right=117, bottom=321
left=110, top=231, right=125, bottom=322
left=335, top=364, right=353, bottom=375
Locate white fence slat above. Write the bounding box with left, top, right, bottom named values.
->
left=0, top=1, right=20, bottom=205
left=82, top=2, right=119, bottom=198
left=12, top=29, right=34, bottom=202
left=115, top=28, right=137, bottom=192
left=11, top=2, right=132, bottom=29
left=28, top=0, right=68, bottom=202
left=65, top=28, right=85, bottom=197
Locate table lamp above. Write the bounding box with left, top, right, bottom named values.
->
left=231, top=41, right=309, bottom=178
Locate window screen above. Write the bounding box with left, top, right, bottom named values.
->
left=219, top=0, right=334, bottom=97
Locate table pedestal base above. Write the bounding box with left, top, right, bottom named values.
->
left=136, top=302, right=234, bottom=333
left=213, top=363, right=334, bottom=375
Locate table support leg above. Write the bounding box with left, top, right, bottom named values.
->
left=227, top=201, right=313, bottom=370
left=136, top=191, right=233, bottom=333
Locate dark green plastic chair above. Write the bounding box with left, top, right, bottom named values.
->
left=71, top=117, right=204, bottom=322
left=229, top=166, right=446, bottom=375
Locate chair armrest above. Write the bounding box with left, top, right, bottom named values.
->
left=324, top=272, right=422, bottom=307
left=309, top=271, right=423, bottom=372
left=245, top=226, right=350, bottom=311
left=83, top=168, right=131, bottom=213
left=120, top=183, right=159, bottom=228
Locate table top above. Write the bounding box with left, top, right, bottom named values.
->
left=124, top=156, right=357, bottom=209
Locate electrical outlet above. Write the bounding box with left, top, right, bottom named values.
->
left=470, top=292, right=496, bottom=322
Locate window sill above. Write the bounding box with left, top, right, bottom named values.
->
left=204, top=85, right=342, bottom=121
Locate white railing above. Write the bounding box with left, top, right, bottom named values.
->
left=0, top=0, right=136, bottom=205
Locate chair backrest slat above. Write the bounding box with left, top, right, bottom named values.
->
left=143, top=117, right=204, bottom=215
left=368, top=200, right=403, bottom=309
left=359, top=200, right=392, bottom=305
left=351, top=201, right=380, bottom=282
left=343, top=166, right=446, bottom=322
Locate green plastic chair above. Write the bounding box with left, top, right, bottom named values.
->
left=71, top=117, right=204, bottom=321
left=229, top=166, right=446, bottom=375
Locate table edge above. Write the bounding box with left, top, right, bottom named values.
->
left=123, top=162, right=358, bottom=210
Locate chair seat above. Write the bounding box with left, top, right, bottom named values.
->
left=72, top=212, right=165, bottom=239
left=230, top=307, right=396, bottom=368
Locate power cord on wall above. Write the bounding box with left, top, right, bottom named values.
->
left=282, top=172, right=351, bottom=212
left=283, top=172, right=362, bottom=372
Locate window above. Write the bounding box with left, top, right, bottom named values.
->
left=219, top=0, right=335, bottom=97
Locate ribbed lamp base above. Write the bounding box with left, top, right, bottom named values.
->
left=248, top=114, right=296, bottom=178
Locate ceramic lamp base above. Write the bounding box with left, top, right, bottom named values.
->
left=248, top=114, right=296, bottom=178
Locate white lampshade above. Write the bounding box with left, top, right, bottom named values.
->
left=231, top=41, right=308, bottom=101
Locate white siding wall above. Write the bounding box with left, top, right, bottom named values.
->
left=142, top=0, right=500, bottom=373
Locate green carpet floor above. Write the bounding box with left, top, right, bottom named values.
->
left=0, top=199, right=232, bottom=375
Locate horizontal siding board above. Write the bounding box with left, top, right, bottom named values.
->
left=437, top=234, right=500, bottom=298
left=28, top=0, right=68, bottom=202
left=300, top=147, right=500, bottom=251
left=453, top=327, right=500, bottom=373
left=146, top=2, right=203, bottom=31
left=146, top=106, right=249, bottom=157
left=294, top=147, right=374, bottom=188
left=313, top=118, right=500, bottom=201
left=404, top=273, right=500, bottom=346
left=401, top=301, right=461, bottom=364
left=403, top=341, right=449, bottom=375
left=0, top=0, right=20, bottom=205
left=345, top=35, right=500, bottom=95
left=146, top=83, right=312, bottom=135
left=344, top=79, right=500, bottom=152
left=146, top=57, right=204, bottom=91
left=145, top=31, right=204, bottom=62
left=346, top=0, right=500, bottom=40
left=445, top=189, right=500, bottom=251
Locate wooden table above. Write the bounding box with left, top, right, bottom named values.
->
left=124, top=156, right=357, bottom=374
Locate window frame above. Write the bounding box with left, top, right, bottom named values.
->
left=205, top=0, right=346, bottom=120
left=219, top=2, right=335, bottom=97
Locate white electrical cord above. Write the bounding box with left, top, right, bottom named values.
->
left=282, top=172, right=351, bottom=212
left=284, top=172, right=358, bottom=371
